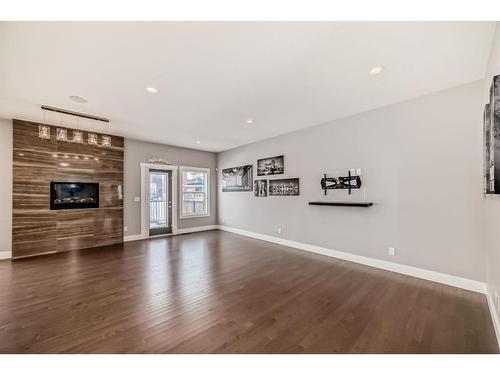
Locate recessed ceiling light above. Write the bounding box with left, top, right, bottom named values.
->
left=195, top=141, right=201, bottom=144
left=69, top=95, right=88, bottom=103
left=369, top=65, right=385, bottom=75
left=59, top=162, right=69, bottom=167
left=146, top=87, right=158, bottom=94
left=246, top=119, right=254, bottom=124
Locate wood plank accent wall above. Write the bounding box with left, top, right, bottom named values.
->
left=12, top=119, right=124, bottom=258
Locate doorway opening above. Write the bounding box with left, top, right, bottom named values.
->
left=140, top=163, right=178, bottom=238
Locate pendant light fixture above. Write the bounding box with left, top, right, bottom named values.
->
left=38, top=105, right=110, bottom=144
left=101, top=135, right=111, bottom=147
left=39, top=109, right=50, bottom=139
left=73, top=117, right=83, bottom=143
left=101, top=121, right=111, bottom=147
left=87, top=118, right=98, bottom=145
left=56, top=114, right=67, bottom=141
left=87, top=132, right=98, bottom=145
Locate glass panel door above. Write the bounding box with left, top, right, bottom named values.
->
left=149, top=170, right=172, bottom=236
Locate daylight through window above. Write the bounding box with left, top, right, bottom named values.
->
left=180, top=167, right=209, bottom=218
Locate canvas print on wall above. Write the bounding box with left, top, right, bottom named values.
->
left=221, top=165, right=253, bottom=192
left=257, top=155, right=284, bottom=176
left=484, top=103, right=492, bottom=193
left=485, top=74, right=500, bottom=194
left=254, top=180, right=267, bottom=197
left=269, top=178, right=299, bottom=196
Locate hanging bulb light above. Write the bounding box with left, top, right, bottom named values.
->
left=73, top=117, right=83, bottom=143
left=102, top=135, right=111, bottom=147
left=101, top=120, right=111, bottom=147
left=87, top=118, right=98, bottom=145
left=56, top=113, right=67, bottom=141
left=73, top=130, right=83, bottom=143
left=39, top=124, right=50, bottom=139
left=87, top=132, right=98, bottom=145
left=39, top=109, right=50, bottom=139
left=56, top=128, right=68, bottom=141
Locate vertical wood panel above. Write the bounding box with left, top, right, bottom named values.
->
left=12, top=119, right=124, bottom=258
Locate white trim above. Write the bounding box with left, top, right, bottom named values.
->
left=148, top=233, right=175, bottom=239
left=139, top=162, right=179, bottom=171
left=487, top=287, right=500, bottom=350
left=176, top=225, right=218, bottom=234
left=217, top=225, right=487, bottom=294
left=179, top=165, right=210, bottom=219
left=123, top=234, right=146, bottom=242
left=140, top=163, right=179, bottom=238
left=0, top=251, right=12, bottom=260
left=124, top=226, right=217, bottom=242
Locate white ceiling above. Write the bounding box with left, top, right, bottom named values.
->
left=0, top=22, right=496, bottom=152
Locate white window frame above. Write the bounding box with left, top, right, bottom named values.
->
left=179, top=166, right=210, bottom=219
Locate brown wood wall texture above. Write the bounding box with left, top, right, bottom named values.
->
left=12, top=119, right=124, bottom=258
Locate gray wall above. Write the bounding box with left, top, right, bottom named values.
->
left=218, top=81, right=485, bottom=281
left=0, top=118, right=12, bottom=256
left=483, top=25, right=500, bottom=306
left=124, top=138, right=217, bottom=235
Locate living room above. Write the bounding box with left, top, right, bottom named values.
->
left=1, top=1, right=500, bottom=373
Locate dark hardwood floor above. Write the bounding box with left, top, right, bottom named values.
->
left=0, top=230, right=497, bottom=353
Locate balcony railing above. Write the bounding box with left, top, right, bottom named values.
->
left=150, top=198, right=206, bottom=227
left=150, top=200, right=166, bottom=228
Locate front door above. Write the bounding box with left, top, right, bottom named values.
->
left=148, top=169, right=172, bottom=236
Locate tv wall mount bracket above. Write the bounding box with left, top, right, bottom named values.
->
left=321, top=171, right=361, bottom=195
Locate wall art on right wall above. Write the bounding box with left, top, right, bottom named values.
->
left=269, top=178, right=299, bottom=196
left=221, top=165, right=253, bottom=192
left=484, top=74, right=500, bottom=194
left=254, top=180, right=267, bottom=197
left=257, top=155, right=284, bottom=176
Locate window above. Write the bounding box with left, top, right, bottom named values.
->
left=180, top=166, right=210, bottom=218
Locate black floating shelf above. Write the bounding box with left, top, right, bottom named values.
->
left=308, top=201, right=373, bottom=207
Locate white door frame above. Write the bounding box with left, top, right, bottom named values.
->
left=140, top=163, right=178, bottom=238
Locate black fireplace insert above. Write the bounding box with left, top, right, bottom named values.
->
left=50, top=182, right=99, bottom=210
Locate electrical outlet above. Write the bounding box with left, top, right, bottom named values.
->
left=134, top=196, right=140, bottom=202
left=388, top=247, right=396, bottom=256
left=124, top=226, right=128, bottom=232
left=278, top=227, right=283, bottom=234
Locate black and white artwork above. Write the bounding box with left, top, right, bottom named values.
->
left=485, top=74, right=500, bottom=194
left=257, top=155, right=284, bottom=176
left=221, top=165, right=253, bottom=192
left=484, top=103, right=492, bottom=193
left=254, top=180, right=267, bottom=197
left=269, top=178, right=300, bottom=196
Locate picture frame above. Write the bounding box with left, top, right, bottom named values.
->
left=221, top=165, right=253, bottom=192
left=268, top=178, right=299, bottom=196
left=257, top=155, right=284, bottom=176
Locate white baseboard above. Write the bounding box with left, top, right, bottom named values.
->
left=176, top=225, right=218, bottom=235
left=487, top=288, right=500, bottom=350
left=124, top=225, right=217, bottom=242
left=123, top=234, right=146, bottom=242
left=0, top=251, right=12, bottom=260
left=217, top=225, right=487, bottom=294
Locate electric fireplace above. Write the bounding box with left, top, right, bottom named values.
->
left=50, top=182, right=99, bottom=210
